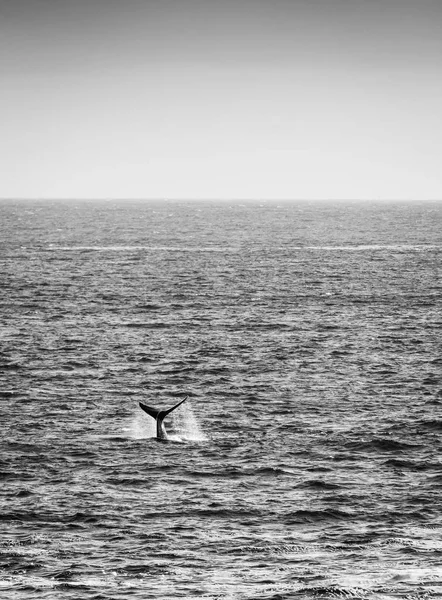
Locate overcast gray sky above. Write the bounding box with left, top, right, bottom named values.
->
left=1, top=0, right=442, bottom=200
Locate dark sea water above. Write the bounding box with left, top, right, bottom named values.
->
left=1, top=199, right=441, bottom=600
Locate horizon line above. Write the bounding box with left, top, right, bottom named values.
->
left=1, top=197, right=441, bottom=203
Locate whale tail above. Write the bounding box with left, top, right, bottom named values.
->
left=139, top=397, right=188, bottom=439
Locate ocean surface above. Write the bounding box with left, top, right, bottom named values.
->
left=1, top=199, right=441, bottom=600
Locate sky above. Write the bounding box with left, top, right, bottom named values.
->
left=1, top=0, right=442, bottom=200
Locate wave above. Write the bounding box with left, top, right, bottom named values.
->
left=298, top=585, right=367, bottom=598
left=384, top=458, right=437, bottom=471
left=0, top=511, right=97, bottom=524
left=188, top=466, right=296, bottom=478
left=139, top=508, right=264, bottom=520
left=345, top=438, right=423, bottom=452
left=297, top=479, right=342, bottom=490
left=417, top=419, right=442, bottom=431
left=282, top=508, right=353, bottom=524
left=0, top=390, right=19, bottom=398
left=120, top=322, right=172, bottom=329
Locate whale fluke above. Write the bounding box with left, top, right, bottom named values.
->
left=139, top=396, right=188, bottom=440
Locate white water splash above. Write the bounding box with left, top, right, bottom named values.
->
left=128, top=412, right=156, bottom=439
left=176, top=401, right=208, bottom=442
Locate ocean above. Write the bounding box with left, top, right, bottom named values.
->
left=0, top=199, right=441, bottom=600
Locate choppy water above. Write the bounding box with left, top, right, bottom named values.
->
left=1, top=199, right=441, bottom=600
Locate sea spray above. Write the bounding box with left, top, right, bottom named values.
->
left=177, top=401, right=208, bottom=442
left=129, top=412, right=156, bottom=439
